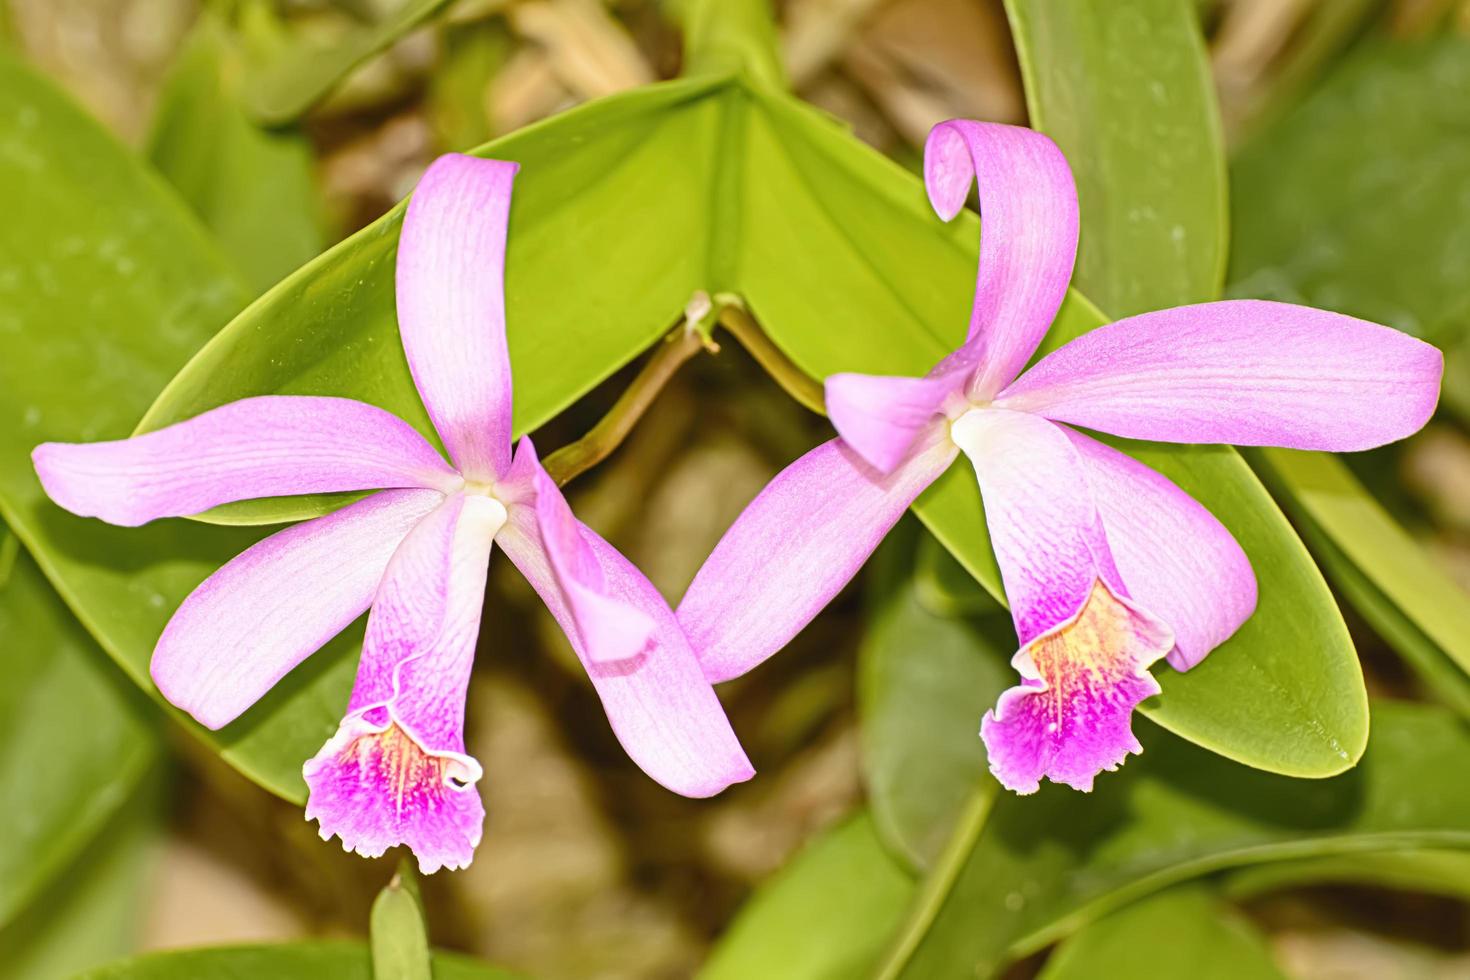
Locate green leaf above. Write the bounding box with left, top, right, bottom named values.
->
left=698, top=812, right=914, bottom=980
left=239, top=0, right=460, bottom=124
left=742, top=89, right=1366, bottom=778
left=1004, top=0, right=1227, bottom=316
left=1254, top=448, right=1470, bottom=707
left=0, top=774, right=164, bottom=980
left=148, top=14, right=326, bottom=294
left=859, top=529, right=1008, bottom=869
left=1037, top=885, right=1285, bottom=980
left=77, top=942, right=519, bottom=980
left=1225, top=849, right=1470, bottom=903
left=141, top=76, right=728, bottom=526
left=1229, top=33, right=1470, bottom=344
left=428, top=19, right=510, bottom=152
left=677, top=0, right=785, bottom=90
left=0, top=52, right=362, bottom=803
left=370, top=863, right=431, bottom=980
left=879, top=700, right=1470, bottom=979
left=1227, top=33, right=1470, bottom=705
left=0, top=539, right=159, bottom=927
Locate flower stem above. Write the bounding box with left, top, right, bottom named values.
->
left=717, top=304, right=827, bottom=416
left=542, top=297, right=825, bottom=487
left=541, top=323, right=706, bottom=486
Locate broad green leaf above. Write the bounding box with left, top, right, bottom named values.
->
left=742, top=88, right=1366, bottom=778
left=698, top=812, right=914, bottom=980
left=1225, top=849, right=1470, bottom=903
left=1004, top=0, right=1227, bottom=316
left=1229, top=34, right=1470, bottom=344
left=0, top=52, right=363, bottom=802
left=0, top=776, right=164, bottom=980
left=240, top=0, right=459, bottom=124
left=370, top=866, right=430, bottom=980
left=1287, top=496, right=1470, bottom=718
left=879, top=701, right=1470, bottom=979
left=859, top=529, right=1008, bottom=869
left=0, top=541, right=159, bottom=927
left=1037, top=885, right=1285, bottom=980
left=142, top=76, right=728, bottom=526
left=1255, top=448, right=1470, bottom=697
left=148, top=14, right=326, bottom=294
left=1227, top=34, right=1470, bottom=699
left=78, top=943, right=519, bottom=980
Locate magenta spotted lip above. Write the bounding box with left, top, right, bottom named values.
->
left=676, top=118, right=1442, bottom=795
left=32, top=154, right=754, bottom=872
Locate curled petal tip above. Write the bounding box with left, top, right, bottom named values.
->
left=923, top=122, right=973, bottom=221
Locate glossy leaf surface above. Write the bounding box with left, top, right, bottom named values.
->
left=1037, top=885, right=1285, bottom=980
left=1230, top=34, right=1470, bottom=344
left=859, top=531, right=1007, bottom=869
left=370, top=868, right=430, bottom=980
left=699, top=813, right=914, bottom=980
left=148, top=15, right=325, bottom=293
left=1004, top=0, right=1227, bottom=316
left=0, top=776, right=163, bottom=980
left=881, top=702, right=1470, bottom=979
left=0, top=538, right=159, bottom=927
left=0, top=53, right=361, bottom=802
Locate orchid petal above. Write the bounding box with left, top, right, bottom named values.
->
left=151, top=488, right=444, bottom=730
left=496, top=486, right=753, bottom=799
left=33, top=396, right=458, bottom=527
left=1065, top=429, right=1257, bottom=671
left=824, top=371, right=961, bottom=474
left=996, top=300, right=1443, bottom=451
left=678, top=428, right=958, bottom=683
left=305, top=492, right=501, bottom=874
left=397, top=154, right=518, bottom=481
left=504, top=438, right=656, bottom=663
left=951, top=409, right=1173, bottom=794
left=923, top=119, right=1079, bottom=398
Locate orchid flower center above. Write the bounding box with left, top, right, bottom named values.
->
left=946, top=405, right=995, bottom=456
left=456, top=483, right=510, bottom=539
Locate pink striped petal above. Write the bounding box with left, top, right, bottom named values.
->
left=151, top=488, right=444, bottom=730
left=495, top=482, right=753, bottom=799
left=996, top=300, right=1444, bottom=451
left=1065, top=430, right=1257, bottom=671
left=951, top=409, right=1173, bottom=794
left=678, top=428, right=958, bottom=683
left=397, top=154, right=518, bottom=481
left=305, top=492, right=501, bottom=874
left=924, top=120, right=1079, bottom=399
left=33, top=396, right=459, bottom=527
left=504, top=439, right=655, bottom=663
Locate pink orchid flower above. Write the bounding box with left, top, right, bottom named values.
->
left=677, top=120, right=1442, bottom=795
left=33, top=155, right=752, bottom=871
